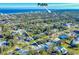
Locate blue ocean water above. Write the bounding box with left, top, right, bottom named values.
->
left=0, top=3, right=79, bottom=9
left=0, top=3, right=79, bottom=13
left=0, top=8, right=79, bottom=14
left=0, top=8, right=46, bottom=13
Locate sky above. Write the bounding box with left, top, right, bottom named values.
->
left=0, top=3, right=79, bottom=9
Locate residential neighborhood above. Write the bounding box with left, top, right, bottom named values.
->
left=0, top=10, right=79, bottom=55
